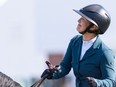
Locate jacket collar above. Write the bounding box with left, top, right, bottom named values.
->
left=81, top=36, right=102, bottom=61
left=92, top=36, right=102, bottom=49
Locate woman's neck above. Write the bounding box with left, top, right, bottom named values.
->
left=83, top=33, right=97, bottom=41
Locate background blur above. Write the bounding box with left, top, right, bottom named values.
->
left=0, top=0, right=116, bottom=87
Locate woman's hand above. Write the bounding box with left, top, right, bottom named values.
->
left=86, top=77, right=97, bottom=87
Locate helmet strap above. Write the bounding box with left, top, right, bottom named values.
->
left=80, top=23, right=94, bottom=34
left=87, top=29, right=100, bottom=35
left=80, top=23, right=100, bottom=35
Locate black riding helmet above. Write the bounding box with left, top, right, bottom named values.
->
left=73, top=4, right=111, bottom=34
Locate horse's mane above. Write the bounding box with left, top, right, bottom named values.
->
left=0, top=72, right=22, bottom=87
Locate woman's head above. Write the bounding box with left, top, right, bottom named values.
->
left=73, top=4, right=111, bottom=34
left=77, top=17, right=99, bottom=35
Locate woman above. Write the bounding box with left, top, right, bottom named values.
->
left=41, top=4, right=116, bottom=87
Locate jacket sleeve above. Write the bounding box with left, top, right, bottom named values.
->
left=53, top=35, right=81, bottom=79
left=93, top=50, right=116, bottom=87
left=53, top=39, right=72, bottom=79
left=52, top=35, right=82, bottom=79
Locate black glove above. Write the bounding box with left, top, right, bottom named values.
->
left=86, top=77, right=97, bottom=87
left=41, top=61, right=61, bottom=80
left=41, top=69, right=54, bottom=79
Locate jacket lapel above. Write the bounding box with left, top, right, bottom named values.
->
left=77, top=38, right=83, bottom=63
left=81, top=36, right=102, bottom=61
left=73, top=36, right=83, bottom=63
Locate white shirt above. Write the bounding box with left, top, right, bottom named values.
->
left=80, top=37, right=97, bottom=60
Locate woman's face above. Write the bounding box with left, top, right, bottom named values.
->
left=76, top=17, right=90, bottom=33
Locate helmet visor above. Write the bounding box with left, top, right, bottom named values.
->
left=73, top=9, right=98, bottom=27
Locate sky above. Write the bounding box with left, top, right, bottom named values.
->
left=37, top=0, right=116, bottom=52
left=0, top=0, right=116, bottom=86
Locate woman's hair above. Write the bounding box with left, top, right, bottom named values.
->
left=0, top=72, right=22, bottom=87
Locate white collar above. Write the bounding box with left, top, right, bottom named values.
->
left=83, top=36, right=97, bottom=45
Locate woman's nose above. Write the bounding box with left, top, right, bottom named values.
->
left=78, top=18, right=82, bottom=23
